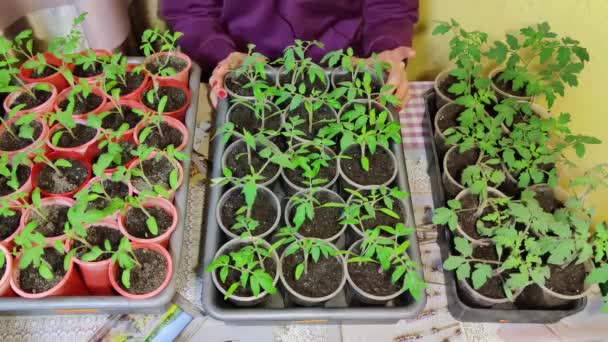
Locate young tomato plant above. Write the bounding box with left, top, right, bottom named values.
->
left=13, top=220, right=57, bottom=280
left=287, top=187, right=344, bottom=229
left=340, top=186, right=408, bottom=233
left=442, top=237, right=500, bottom=290
left=229, top=44, right=272, bottom=97
left=0, top=152, right=30, bottom=193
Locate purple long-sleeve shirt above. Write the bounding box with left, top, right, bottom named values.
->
left=161, top=0, right=418, bottom=72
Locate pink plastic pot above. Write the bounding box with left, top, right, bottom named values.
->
left=31, top=151, right=92, bottom=198
left=127, top=152, right=184, bottom=201
left=0, top=116, right=49, bottom=158
left=97, top=99, right=148, bottom=138
left=134, top=115, right=188, bottom=151
left=140, top=79, right=191, bottom=121
left=118, top=197, right=177, bottom=248
left=71, top=219, right=122, bottom=295
left=120, top=64, right=150, bottom=101
left=143, top=51, right=191, bottom=85
left=84, top=174, right=134, bottom=223
left=53, top=86, right=108, bottom=120
left=73, top=49, right=111, bottom=85
left=0, top=244, right=15, bottom=297
left=21, top=196, right=74, bottom=245
left=19, top=52, right=73, bottom=92
left=10, top=241, right=88, bottom=298
left=46, top=118, right=101, bottom=158
left=3, top=82, right=58, bottom=117
left=0, top=206, right=24, bottom=251
left=108, top=242, right=172, bottom=299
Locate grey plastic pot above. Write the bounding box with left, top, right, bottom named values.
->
left=537, top=262, right=594, bottom=308
left=281, top=143, right=339, bottom=195
left=433, top=69, right=456, bottom=108
left=215, top=185, right=281, bottom=240
left=338, top=98, right=395, bottom=122
left=211, top=237, right=280, bottom=307
left=284, top=188, right=347, bottom=245
left=457, top=269, right=523, bottom=308
left=338, top=144, right=398, bottom=191
left=433, top=102, right=465, bottom=157
left=221, top=138, right=282, bottom=187
left=276, top=65, right=330, bottom=95
left=279, top=239, right=347, bottom=306
left=346, top=193, right=408, bottom=239
left=224, top=100, right=283, bottom=140
left=489, top=68, right=532, bottom=102
left=451, top=188, right=506, bottom=245
left=346, top=239, right=407, bottom=305
left=224, top=65, right=278, bottom=101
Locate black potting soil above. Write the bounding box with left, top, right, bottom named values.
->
left=73, top=61, right=103, bottom=78
left=74, top=225, right=123, bottom=262
left=545, top=263, right=586, bottom=296
left=29, top=66, right=56, bottom=79
left=59, top=93, right=103, bottom=115
left=456, top=193, right=498, bottom=240
left=228, top=102, right=282, bottom=135
left=288, top=191, right=343, bottom=239
left=53, top=124, right=97, bottom=148
left=348, top=261, right=402, bottom=297
left=0, top=121, right=42, bottom=151
left=288, top=104, right=336, bottom=140
left=130, top=156, right=175, bottom=193
left=438, top=74, right=460, bottom=100
left=282, top=251, right=343, bottom=298
left=145, top=55, right=187, bottom=75
left=359, top=198, right=406, bottom=234
left=142, top=86, right=187, bottom=112
left=0, top=209, right=21, bottom=240
left=531, top=186, right=562, bottom=213
left=36, top=160, right=88, bottom=194
left=28, top=204, right=68, bottom=237
left=141, top=122, right=184, bottom=150
left=225, top=72, right=273, bottom=97
left=445, top=148, right=479, bottom=184
left=118, top=248, right=167, bottom=295
left=436, top=104, right=465, bottom=133
left=19, top=247, right=66, bottom=294
left=220, top=189, right=277, bottom=236
left=467, top=273, right=507, bottom=300
left=0, top=164, right=30, bottom=196
left=125, top=206, right=173, bottom=239
left=117, top=71, right=146, bottom=96
left=341, top=148, right=394, bottom=186
left=283, top=155, right=336, bottom=188
left=224, top=142, right=279, bottom=183
left=11, top=89, right=52, bottom=110
left=101, top=105, right=143, bottom=131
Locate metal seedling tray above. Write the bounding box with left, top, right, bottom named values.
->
left=0, top=57, right=200, bottom=315
left=424, top=90, right=586, bottom=323
left=201, top=72, right=427, bottom=323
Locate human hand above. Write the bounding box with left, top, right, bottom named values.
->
left=208, top=52, right=248, bottom=108
left=370, top=46, right=416, bottom=108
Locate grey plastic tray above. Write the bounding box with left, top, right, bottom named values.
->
left=202, top=86, right=427, bottom=323
left=0, top=57, right=200, bottom=315
left=424, top=90, right=586, bottom=323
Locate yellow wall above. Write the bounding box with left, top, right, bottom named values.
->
left=409, top=0, right=608, bottom=219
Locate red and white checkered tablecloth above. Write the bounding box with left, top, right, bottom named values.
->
left=400, top=81, right=434, bottom=149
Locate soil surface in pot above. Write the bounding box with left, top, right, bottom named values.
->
left=29, top=66, right=56, bottom=79
left=225, top=142, right=279, bottom=183
left=142, top=86, right=187, bottom=113
left=220, top=189, right=277, bottom=236
left=36, top=159, right=88, bottom=194
left=279, top=69, right=327, bottom=96
left=145, top=55, right=187, bottom=75
left=438, top=74, right=460, bottom=101
left=11, top=89, right=53, bottom=110
left=101, top=105, right=143, bottom=131
left=117, top=248, right=167, bottom=295
left=225, top=72, right=273, bottom=97
left=457, top=193, right=502, bottom=240
left=0, top=209, right=21, bottom=240
left=125, top=206, right=173, bottom=239
left=28, top=204, right=68, bottom=238
left=218, top=246, right=277, bottom=297
left=545, top=263, right=586, bottom=296
left=94, top=140, right=136, bottom=169
left=288, top=191, right=343, bottom=239
left=288, top=103, right=336, bottom=140
left=73, top=61, right=103, bottom=78
left=357, top=197, right=405, bottom=235
left=0, top=164, right=30, bottom=196
left=493, top=72, right=528, bottom=97
left=463, top=244, right=506, bottom=299
left=59, top=93, right=103, bottom=115
left=334, top=70, right=383, bottom=94
left=117, top=71, right=146, bottom=96
left=131, top=156, right=176, bottom=193
left=348, top=245, right=401, bottom=297
left=19, top=247, right=66, bottom=294
left=446, top=148, right=502, bottom=188
left=531, top=186, right=562, bottom=213
left=284, top=153, right=336, bottom=188
left=52, top=124, right=97, bottom=148
left=228, top=102, right=282, bottom=135
left=74, top=225, right=123, bottom=262
left=0, top=121, right=43, bottom=151
left=87, top=180, right=130, bottom=211
left=436, top=104, right=464, bottom=133
left=140, top=122, right=183, bottom=150
left=341, top=148, right=394, bottom=186
left=282, top=251, right=343, bottom=298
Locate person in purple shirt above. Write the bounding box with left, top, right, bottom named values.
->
left=161, top=0, right=419, bottom=107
